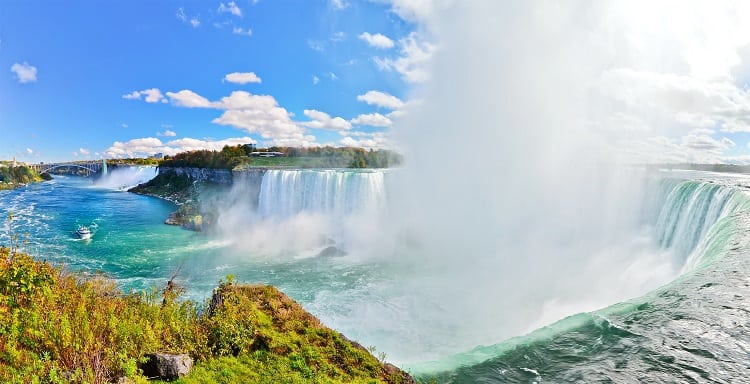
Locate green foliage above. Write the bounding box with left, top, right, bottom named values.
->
left=159, top=150, right=240, bottom=169
left=158, top=146, right=403, bottom=170
left=131, top=171, right=191, bottom=195
left=109, top=158, right=160, bottom=166
left=0, top=249, right=412, bottom=384
left=0, top=165, right=43, bottom=190
left=0, top=248, right=202, bottom=383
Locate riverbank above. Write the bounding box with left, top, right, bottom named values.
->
left=0, top=164, right=44, bottom=190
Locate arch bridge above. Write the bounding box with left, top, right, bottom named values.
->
left=30, top=160, right=108, bottom=177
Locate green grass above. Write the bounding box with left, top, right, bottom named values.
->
left=0, top=248, right=413, bottom=384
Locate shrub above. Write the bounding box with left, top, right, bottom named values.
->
left=0, top=248, right=414, bottom=384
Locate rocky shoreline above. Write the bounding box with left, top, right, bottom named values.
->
left=129, top=167, right=266, bottom=231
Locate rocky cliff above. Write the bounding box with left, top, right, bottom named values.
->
left=129, top=167, right=268, bottom=231
left=159, top=166, right=233, bottom=185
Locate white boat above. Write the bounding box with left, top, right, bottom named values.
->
left=76, top=225, right=92, bottom=239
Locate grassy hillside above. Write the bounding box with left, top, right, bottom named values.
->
left=0, top=247, right=414, bottom=383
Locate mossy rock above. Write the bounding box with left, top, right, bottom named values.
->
left=197, top=283, right=415, bottom=384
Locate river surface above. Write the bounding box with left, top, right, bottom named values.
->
left=3, top=168, right=750, bottom=382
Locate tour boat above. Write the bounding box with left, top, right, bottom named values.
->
left=76, top=225, right=92, bottom=239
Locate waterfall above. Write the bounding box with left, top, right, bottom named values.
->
left=216, top=169, right=388, bottom=255
left=257, top=170, right=386, bottom=218
left=650, top=178, right=750, bottom=271
left=94, top=166, right=157, bottom=191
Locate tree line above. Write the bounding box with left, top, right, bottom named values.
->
left=159, top=145, right=403, bottom=169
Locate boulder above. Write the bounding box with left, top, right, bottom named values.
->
left=140, top=353, right=193, bottom=380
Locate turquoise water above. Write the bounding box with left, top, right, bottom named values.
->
left=3, top=168, right=750, bottom=382
left=1, top=175, right=207, bottom=290
left=0, top=172, right=388, bottom=300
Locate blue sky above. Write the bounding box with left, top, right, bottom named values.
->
left=6, top=1, right=750, bottom=165
left=1, top=0, right=429, bottom=162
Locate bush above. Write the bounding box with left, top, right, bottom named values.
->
left=0, top=248, right=414, bottom=384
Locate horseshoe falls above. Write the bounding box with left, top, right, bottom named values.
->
left=416, top=172, right=750, bottom=382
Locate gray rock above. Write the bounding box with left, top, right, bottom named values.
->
left=317, top=246, right=347, bottom=258
left=160, top=167, right=233, bottom=184
left=141, top=353, right=193, bottom=380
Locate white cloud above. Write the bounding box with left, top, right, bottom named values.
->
left=143, top=89, right=167, bottom=103
left=232, top=27, right=252, bottom=36
left=211, top=91, right=316, bottom=146
left=176, top=7, right=187, bottom=22
left=596, top=68, right=750, bottom=133
left=620, top=131, right=738, bottom=164
left=312, top=75, right=320, bottom=85
left=224, top=71, right=261, bottom=84
left=176, top=7, right=200, bottom=28
left=339, top=131, right=391, bottom=149
left=11, top=62, right=37, bottom=83
left=157, top=129, right=177, bottom=137
left=308, top=40, right=325, bottom=52
left=78, top=148, right=90, bottom=156
left=356, top=90, right=404, bottom=109
left=26, top=148, right=33, bottom=154
left=121, top=123, right=128, bottom=128
left=359, top=32, right=395, bottom=49
left=122, top=91, right=140, bottom=100
left=302, top=109, right=352, bottom=130
left=122, top=88, right=167, bottom=103
left=127, top=87, right=317, bottom=147
left=105, top=136, right=258, bottom=158
left=375, top=32, right=435, bottom=83
left=330, top=0, right=348, bottom=10
left=331, top=31, right=345, bottom=43
left=166, top=89, right=212, bottom=108
left=218, top=1, right=243, bottom=17
left=378, top=0, right=438, bottom=23
left=329, top=72, right=338, bottom=80
left=682, top=132, right=735, bottom=152
left=351, top=112, right=393, bottom=127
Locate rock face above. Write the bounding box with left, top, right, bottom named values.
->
left=231, top=169, right=266, bottom=209
left=140, top=353, right=193, bottom=380
left=160, top=166, right=233, bottom=185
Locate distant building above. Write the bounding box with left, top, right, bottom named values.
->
left=243, top=143, right=257, bottom=151
left=250, top=151, right=283, bottom=157
left=149, top=153, right=164, bottom=159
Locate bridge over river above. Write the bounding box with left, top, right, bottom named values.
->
left=29, top=159, right=108, bottom=177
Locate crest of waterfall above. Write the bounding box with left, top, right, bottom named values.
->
left=647, top=178, right=750, bottom=272
left=257, top=170, right=386, bottom=219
